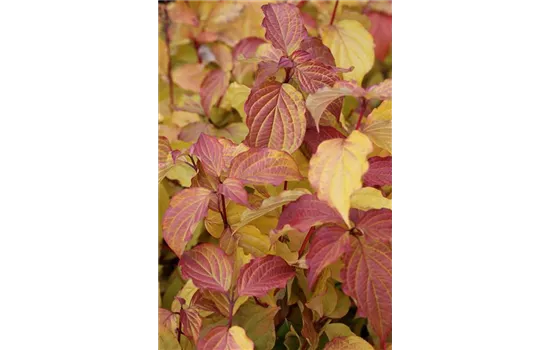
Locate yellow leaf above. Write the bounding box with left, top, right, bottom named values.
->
left=323, top=323, right=355, bottom=341
left=228, top=326, right=254, bottom=350
left=233, top=301, right=279, bottom=350
left=320, top=19, right=375, bottom=83
left=367, top=100, right=392, bottom=122
left=324, top=335, right=375, bottom=350
left=158, top=38, right=168, bottom=77
left=364, top=101, right=392, bottom=153
left=235, top=225, right=273, bottom=257
left=158, top=329, right=181, bottom=350
left=308, top=130, right=372, bottom=226
left=326, top=287, right=351, bottom=319
left=221, top=82, right=251, bottom=121
left=350, top=187, right=392, bottom=211
left=232, top=189, right=310, bottom=232
left=165, top=164, right=196, bottom=187
left=170, top=280, right=198, bottom=312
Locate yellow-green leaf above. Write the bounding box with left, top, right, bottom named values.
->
left=320, top=20, right=375, bottom=83
left=324, top=335, right=375, bottom=350
left=308, top=131, right=372, bottom=226
left=221, top=82, right=251, bottom=121
left=350, top=187, right=392, bottom=211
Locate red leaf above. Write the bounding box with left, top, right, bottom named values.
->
left=354, top=209, right=392, bottom=243
left=303, top=126, right=346, bottom=156
left=197, top=326, right=253, bottom=350
left=228, top=148, right=302, bottom=186
left=341, top=236, right=392, bottom=342
left=218, top=178, right=249, bottom=207
left=179, top=243, right=234, bottom=293
left=200, top=69, right=230, bottom=116
left=189, top=133, right=224, bottom=177
left=277, top=194, right=346, bottom=232
left=179, top=307, right=202, bottom=344
left=244, top=80, right=306, bottom=153
left=292, top=58, right=339, bottom=94
left=299, top=37, right=336, bottom=67
left=261, top=3, right=307, bottom=55
left=233, top=37, right=265, bottom=61
left=237, top=255, right=295, bottom=297
left=306, top=225, right=350, bottom=289
left=366, top=12, right=392, bottom=61
left=362, top=156, right=392, bottom=187
left=162, top=188, right=214, bottom=256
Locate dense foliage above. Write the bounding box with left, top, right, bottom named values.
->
left=158, top=1, right=392, bottom=349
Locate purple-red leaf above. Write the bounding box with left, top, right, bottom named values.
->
left=299, top=37, right=336, bottom=67
left=292, top=58, right=339, bottom=94
left=362, top=156, right=392, bottom=187
left=366, top=11, right=392, bottom=61
left=237, top=255, right=295, bottom=297
left=233, top=37, right=265, bottom=61
left=244, top=80, right=306, bottom=153
left=303, top=127, right=346, bottom=156
left=228, top=148, right=302, bottom=186
left=277, top=194, right=346, bottom=232
left=197, top=326, right=254, bottom=350
left=218, top=178, right=249, bottom=207
left=162, top=188, right=214, bottom=256
left=179, top=307, right=202, bottom=344
left=179, top=243, right=234, bottom=293
left=354, top=209, right=392, bottom=243
left=341, top=236, right=392, bottom=343
left=189, top=133, right=224, bottom=177
left=200, top=69, right=230, bottom=116
left=261, top=3, right=307, bottom=55
left=306, top=225, right=350, bottom=289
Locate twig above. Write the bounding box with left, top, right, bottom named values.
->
left=298, top=227, right=316, bottom=256
left=355, top=98, right=368, bottom=131
left=329, top=0, right=340, bottom=26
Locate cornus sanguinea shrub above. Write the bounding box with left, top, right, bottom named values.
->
left=158, top=1, right=391, bottom=349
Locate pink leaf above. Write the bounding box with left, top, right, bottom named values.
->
left=306, top=225, right=350, bottom=289
left=200, top=69, right=230, bottom=116
left=299, top=37, right=336, bottom=67
left=162, top=188, right=214, bottom=256
left=218, top=178, right=249, bottom=207
left=277, top=194, right=346, bottom=232
left=189, top=133, right=224, bottom=177
left=228, top=148, right=302, bottom=186
left=302, top=127, right=346, bottom=156
left=180, top=243, right=234, bottom=293
left=366, top=11, right=392, bottom=61
left=244, top=80, right=306, bottom=153
left=292, top=58, right=339, bottom=94
left=341, top=236, right=392, bottom=342
left=232, top=37, right=265, bottom=61
left=237, top=255, right=295, bottom=297
left=197, top=326, right=254, bottom=350
left=362, top=156, right=392, bottom=187
left=179, top=307, right=202, bottom=344
left=261, top=3, right=307, bottom=55
left=354, top=208, right=392, bottom=243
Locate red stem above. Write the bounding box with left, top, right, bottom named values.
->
left=329, top=0, right=340, bottom=25
left=355, top=99, right=367, bottom=130
left=227, top=292, right=235, bottom=326
left=283, top=181, right=288, bottom=191
left=161, top=5, right=175, bottom=113
left=220, top=193, right=229, bottom=229
left=298, top=227, right=315, bottom=256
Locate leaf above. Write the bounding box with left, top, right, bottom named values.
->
left=320, top=19, right=375, bottom=83
left=179, top=307, right=202, bottom=344
left=159, top=329, right=182, bottom=350
left=220, top=82, right=251, bottom=121
left=189, top=133, right=224, bottom=177
left=324, top=336, right=375, bottom=350
left=162, top=188, right=214, bottom=256
left=303, top=127, right=346, bottom=156
left=292, top=58, right=339, bottom=94
left=362, top=156, right=391, bottom=187
left=219, top=178, right=249, bottom=207
left=233, top=37, right=265, bottom=61
left=233, top=189, right=310, bottom=232
left=323, top=324, right=355, bottom=341
left=350, top=187, right=392, bottom=211
left=200, top=69, right=231, bottom=116
left=168, top=1, right=199, bottom=26
left=365, top=79, right=392, bottom=100
left=299, top=37, right=336, bottom=67
left=233, top=302, right=279, bottom=350
left=308, top=130, right=373, bottom=227
left=261, top=3, right=307, bottom=55
left=228, top=148, right=302, bottom=186
left=364, top=120, right=392, bottom=153
left=237, top=255, right=295, bottom=297
left=305, top=86, right=353, bottom=130
left=277, top=194, right=346, bottom=232
left=244, top=80, right=306, bottom=154
left=306, top=225, right=350, bottom=289
left=197, top=326, right=254, bottom=350
left=173, top=63, right=209, bottom=93
left=200, top=290, right=249, bottom=317
left=341, top=236, right=392, bottom=343
left=354, top=209, right=392, bottom=243
left=366, top=11, right=392, bottom=61
left=233, top=225, right=273, bottom=257
left=179, top=243, right=233, bottom=293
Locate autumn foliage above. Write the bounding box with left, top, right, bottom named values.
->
left=159, top=1, right=392, bottom=349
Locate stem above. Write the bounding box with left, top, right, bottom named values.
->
left=298, top=227, right=316, bottom=256
left=283, top=181, right=288, bottom=191
left=283, top=67, right=292, bottom=83
left=220, top=193, right=229, bottom=229
left=188, top=155, right=197, bottom=170
left=161, top=5, right=175, bottom=113
left=355, top=98, right=367, bottom=131
left=227, top=292, right=235, bottom=327
left=193, top=39, right=202, bottom=64
left=177, top=308, right=183, bottom=342
left=329, top=0, right=340, bottom=25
